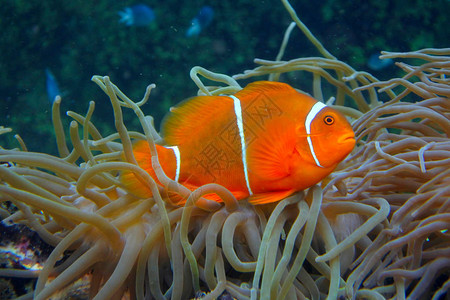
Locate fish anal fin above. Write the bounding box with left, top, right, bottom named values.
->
left=248, top=189, right=295, bottom=205
left=166, top=182, right=247, bottom=206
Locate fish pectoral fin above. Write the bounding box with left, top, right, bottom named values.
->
left=248, top=116, right=297, bottom=180
left=248, top=190, right=295, bottom=205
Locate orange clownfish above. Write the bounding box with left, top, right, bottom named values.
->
left=121, top=81, right=355, bottom=205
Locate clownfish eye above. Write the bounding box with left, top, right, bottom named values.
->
left=324, top=115, right=334, bottom=125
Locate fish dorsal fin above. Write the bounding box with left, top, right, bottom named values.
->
left=234, top=81, right=296, bottom=101
left=162, top=81, right=297, bottom=146
left=161, top=95, right=233, bottom=146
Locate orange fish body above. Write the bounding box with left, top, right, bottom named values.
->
left=121, top=81, right=355, bottom=205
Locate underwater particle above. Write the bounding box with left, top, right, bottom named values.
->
left=367, top=53, right=393, bottom=71
left=186, top=6, right=214, bottom=37
left=118, top=4, right=155, bottom=27
left=212, top=38, right=227, bottom=55
left=45, top=68, right=61, bottom=103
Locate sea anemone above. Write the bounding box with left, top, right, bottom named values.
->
left=1, top=1, right=449, bottom=300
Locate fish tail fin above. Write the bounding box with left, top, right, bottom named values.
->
left=120, top=140, right=174, bottom=198
left=164, top=182, right=199, bottom=206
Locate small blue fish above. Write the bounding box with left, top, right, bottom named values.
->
left=186, top=6, right=214, bottom=37
left=45, top=68, right=60, bottom=103
left=367, top=53, right=393, bottom=71
left=119, top=4, right=155, bottom=27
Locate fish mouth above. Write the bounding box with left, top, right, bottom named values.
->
left=338, top=132, right=356, bottom=144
